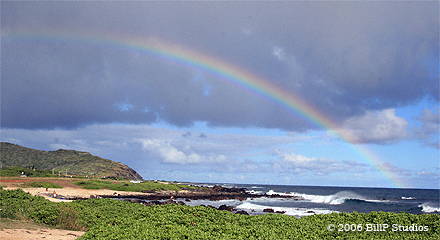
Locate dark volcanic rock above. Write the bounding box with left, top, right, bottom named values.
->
left=218, top=204, right=235, bottom=211
left=163, top=199, right=177, bottom=205
left=235, top=210, right=249, bottom=215
left=211, top=185, right=246, bottom=193
left=142, top=199, right=186, bottom=206
left=263, top=208, right=274, bottom=213
left=275, top=211, right=286, bottom=214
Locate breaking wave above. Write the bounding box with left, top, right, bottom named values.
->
left=246, top=190, right=264, bottom=194
left=266, top=190, right=387, bottom=205
left=401, top=196, right=416, bottom=200
left=236, top=202, right=337, bottom=217
left=419, top=202, right=440, bottom=213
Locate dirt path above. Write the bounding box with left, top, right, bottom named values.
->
left=0, top=219, right=85, bottom=240
left=0, top=177, right=82, bottom=188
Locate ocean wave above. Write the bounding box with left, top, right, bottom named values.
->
left=246, top=190, right=264, bottom=194
left=236, top=202, right=337, bottom=217
left=267, top=190, right=387, bottom=205
left=401, top=196, right=416, bottom=200
left=266, top=190, right=298, bottom=197
left=419, top=202, right=440, bottom=213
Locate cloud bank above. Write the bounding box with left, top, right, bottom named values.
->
left=1, top=1, right=438, bottom=132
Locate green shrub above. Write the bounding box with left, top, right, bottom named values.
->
left=56, top=204, right=85, bottom=231
left=0, top=189, right=59, bottom=225
left=1, top=189, right=439, bottom=239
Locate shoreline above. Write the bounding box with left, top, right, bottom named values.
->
left=3, top=185, right=304, bottom=203
left=2, top=188, right=438, bottom=240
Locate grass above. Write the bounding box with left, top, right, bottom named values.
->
left=73, top=180, right=201, bottom=192
left=0, top=167, right=57, bottom=177
left=1, top=189, right=439, bottom=239
left=21, top=181, right=63, bottom=189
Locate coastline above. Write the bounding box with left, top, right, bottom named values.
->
left=2, top=187, right=439, bottom=240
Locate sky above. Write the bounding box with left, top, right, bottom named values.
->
left=1, top=1, right=439, bottom=189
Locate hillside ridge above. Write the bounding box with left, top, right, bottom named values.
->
left=0, top=142, right=143, bottom=180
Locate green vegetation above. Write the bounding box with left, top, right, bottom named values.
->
left=74, top=180, right=200, bottom=192
left=0, top=142, right=142, bottom=180
left=22, top=181, right=63, bottom=189
left=0, top=167, right=57, bottom=177
left=1, top=189, right=439, bottom=239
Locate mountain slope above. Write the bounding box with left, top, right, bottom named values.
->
left=0, top=142, right=143, bottom=180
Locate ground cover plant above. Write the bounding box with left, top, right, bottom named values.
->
left=1, top=189, right=439, bottom=239
left=74, top=180, right=200, bottom=192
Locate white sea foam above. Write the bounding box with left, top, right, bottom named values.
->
left=248, top=197, right=291, bottom=202
left=236, top=202, right=337, bottom=217
left=401, top=196, right=416, bottom=200
left=266, top=190, right=298, bottom=197
left=246, top=190, right=264, bottom=194
left=266, top=190, right=386, bottom=205
left=419, top=202, right=440, bottom=213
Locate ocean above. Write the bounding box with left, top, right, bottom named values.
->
left=183, top=184, right=440, bottom=217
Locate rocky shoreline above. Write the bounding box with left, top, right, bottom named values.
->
left=97, top=185, right=303, bottom=201
left=97, top=185, right=305, bottom=215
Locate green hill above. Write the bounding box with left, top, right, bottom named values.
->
left=0, top=142, right=143, bottom=180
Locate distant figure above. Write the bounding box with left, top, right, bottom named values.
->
left=45, top=188, right=48, bottom=191
left=53, top=191, right=57, bottom=198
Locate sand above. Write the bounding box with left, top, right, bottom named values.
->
left=4, top=186, right=150, bottom=202
left=0, top=228, right=85, bottom=240
left=0, top=219, right=85, bottom=240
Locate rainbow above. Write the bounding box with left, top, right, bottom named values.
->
left=3, top=31, right=407, bottom=188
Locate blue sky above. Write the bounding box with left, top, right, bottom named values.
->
left=1, top=1, right=438, bottom=189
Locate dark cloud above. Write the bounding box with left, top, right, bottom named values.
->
left=1, top=1, right=438, bottom=130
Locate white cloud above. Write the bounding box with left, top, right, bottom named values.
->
left=139, top=139, right=226, bottom=164
left=272, top=46, right=286, bottom=61
left=274, top=151, right=371, bottom=175
left=281, top=152, right=315, bottom=165
left=338, top=109, right=408, bottom=144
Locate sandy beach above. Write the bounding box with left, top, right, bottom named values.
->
left=0, top=219, right=85, bottom=240
left=4, top=186, right=150, bottom=202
